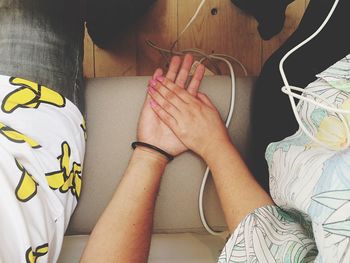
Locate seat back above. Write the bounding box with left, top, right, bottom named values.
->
left=67, top=76, right=256, bottom=235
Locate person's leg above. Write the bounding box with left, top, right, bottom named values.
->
left=251, top=0, right=350, bottom=191
left=0, top=0, right=85, bottom=113
left=0, top=1, right=86, bottom=262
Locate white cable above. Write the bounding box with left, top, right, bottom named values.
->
left=171, top=0, right=207, bottom=50
left=147, top=0, right=243, bottom=235
left=178, top=0, right=207, bottom=41
left=279, top=0, right=350, bottom=150
left=198, top=55, right=236, bottom=235
left=175, top=1, right=239, bottom=236
left=146, top=42, right=242, bottom=234
left=281, top=86, right=350, bottom=149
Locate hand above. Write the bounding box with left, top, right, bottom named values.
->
left=137, top=54, right=205, bottom=157
left=147, top=75, right=231, bottom=160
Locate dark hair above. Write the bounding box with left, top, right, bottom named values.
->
left=86, top=0, right=157, bottom=49
left=231, top=0, right=294, bottom=40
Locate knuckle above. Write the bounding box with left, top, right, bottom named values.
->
left=163, top=114, right=175, bottom=126
left=179, top=126, right=188, bottom=137
left=164, top=91, right=174, bottom=101
left=162, top=114, right=171, bottom=122
left=173, top=85, right=182, bottom=94
left=162, top=101, right=172, bottom=111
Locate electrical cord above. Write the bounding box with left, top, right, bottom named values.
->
left=279, top=0, right=350, bottom=150
left=148, top=0, right=346, bottom=237
left=146, top=41, right=246, bottom=235
left=146, top=0, right=247, bottom=235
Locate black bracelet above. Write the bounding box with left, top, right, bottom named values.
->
left=131, top=141, right=174, bottom=162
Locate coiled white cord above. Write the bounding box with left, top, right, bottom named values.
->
left=147, top=0, right=247, bottom=235
left=279, top=0, right=350, bottom=150
left=147, top=41, right=246, bottom=235
left=198, top=54, right=237, bottom=236
left=152, top=0, right=347, bottom=237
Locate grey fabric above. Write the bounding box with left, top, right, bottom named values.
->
left=0, top=0, right=85, bottom=113
left=67, top=76, right=256, bottom=235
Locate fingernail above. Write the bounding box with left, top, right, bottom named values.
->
left=156, top=76, right=165, bottom=82
left=150, top=99, right=157, bottom=108
left=148, top=87, right=156, bottom=94
left=150, top=79, right=157, bottom=87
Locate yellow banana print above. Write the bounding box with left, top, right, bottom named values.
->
left=15, top=159, right=38, bottom=202
left=45, top=142, right=82, bottom=199
left=25, top=243, right=48, bottom=263
left=73, top=162, right=82, bottom=198
left=60, top=162, right=82, bottom=198
left=45, top=142, right=70, bottom=189
left=2, top=77, right=65, bottom=113
left=0, top=122, right=41, bottom=148
left=59, top=142, right=71, bottom=175
left=80, top=118, right=87, bottom=140
left=45, top=170, right=65, bottom=190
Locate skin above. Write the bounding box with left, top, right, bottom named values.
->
left=148, top=75, right=274, bottom=230
left=80, top=54, right=273, bottom=262
left=80, top=55, right=205, bottom=262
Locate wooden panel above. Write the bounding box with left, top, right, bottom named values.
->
left=94, top=29, right=137, bottom=77
left=262, top=0, right=305, bottom=65
left=136, top=0, right=178, bottom=76
left=83, top=26, right=95, bottom=78
left=82, top=0, right=307, bottom=77
left=177, top=0, right=261, bottom=76
left=305, top=0, right=310, bottom=8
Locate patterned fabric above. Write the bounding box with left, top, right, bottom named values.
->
left=219, top=55, right=350, bottom=262
left=0, top=75, right=85, bottom=262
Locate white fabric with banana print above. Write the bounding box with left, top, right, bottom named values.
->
left=0, top=75, right=86, bottom=263
left=219, top=55, right=350, bottom=262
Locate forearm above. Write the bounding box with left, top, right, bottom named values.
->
left=203, top=140, right=274, bottom=232
left=80, top=148, right=167, bottom=263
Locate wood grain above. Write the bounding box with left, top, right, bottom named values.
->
left=178, top=0, right=261, bottom=76
left=83, top=26, right=95, bottom=78
left=305, top=0, right=310, bottom=8
left=84, top=0, right=307, bottom=77
left=262, top=0, right=305, bottom=65
left=136, top=0, right=178, bottom=76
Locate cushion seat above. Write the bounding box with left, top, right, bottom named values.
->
left=59, top=76, right=256, bottom=262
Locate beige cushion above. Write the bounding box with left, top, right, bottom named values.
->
left=58, top=233, right=227, bottom=263
left=67, top=76, right=256, bottom=235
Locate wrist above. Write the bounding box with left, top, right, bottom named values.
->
left=132, top=141, right=174, bottom=162
left=133, top=147, right=169, bottom=167
left=201, top=137, right=234, bottom=163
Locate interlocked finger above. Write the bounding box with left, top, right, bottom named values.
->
left=166, top=56, right=182, bottom=81
left=148, top=86, right=181, bottom=119
left=149, top=99, right=178, bottom=133
left=188, top=63, right=205, bottom=96
left=155, top=77, right=196, bottom=105
left=175, top=54, right=193, bottom=87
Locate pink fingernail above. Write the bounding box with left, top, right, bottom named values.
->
left=157, top=76, right=165, bottom=82
left=150, top=79, right=157, bottom=87
left=150, top=99, right=157, bottom=108
left=148, top=87, right=156, bottom=94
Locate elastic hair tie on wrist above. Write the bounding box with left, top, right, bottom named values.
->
left=131, top=141, right=174, bottom=161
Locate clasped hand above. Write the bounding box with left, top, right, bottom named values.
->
left=137, top=54, right=230, bottom=161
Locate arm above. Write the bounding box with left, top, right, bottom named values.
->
left=80, top=148, right=167, bottom=262
left=80, top=54, right=204, bottom=262
left=148, top=77, right=274, bottom=232
left=202, top=140, right=273, bottom=231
